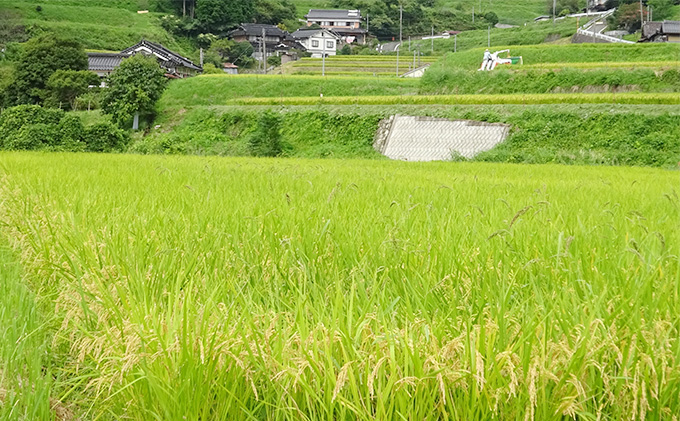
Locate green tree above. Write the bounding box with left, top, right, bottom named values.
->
left=609, top=2, right=648, bottom=31
left=196, top=0, right=255, bottom=34
left=101, top=55, right=167, bottom=130
left=484, top=11, right=499, bottom=26
left=209, top=39, right=254, bottom=67
left=254, top=0, right=296, bottom=25
left=46, top=70, right=100, bottom=110
left=7, top=34, right=87, bottom=105
left=647, top=0, right=675, bottom=20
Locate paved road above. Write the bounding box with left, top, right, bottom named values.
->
left=587, top=22, right=607, bottom=33
left=379, top=41, right=401, bottom=52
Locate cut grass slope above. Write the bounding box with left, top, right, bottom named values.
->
left=1, top=152, right=679, bottom=418
left=157, top=74, right=421, bottom=109
left=142, top=103, right=680, bottom=166
left=0, top=0, right=188, bottom=53
left=423, top=18, right=580, bottom=53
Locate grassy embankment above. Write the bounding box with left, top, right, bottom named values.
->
left=421, top=43, right=680, bottom=94
left=291, top=0, right=546, bottom=25
left=1, top=153, right=679, bottom=419
left=424, top=18, right=581, bottom=53
left=138, top=101, right=680, bottom=166
left=0, top=0, right=189, bottom=53
left=146, top=43, right=680, bottom=165
left=437, top=43, right=680, bottom=70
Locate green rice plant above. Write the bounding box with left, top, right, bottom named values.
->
left=158, top=74, right=421, bottom=108
left=524, top=61, right=680, bottom=69
left=299, top=56, right=440, bottom=62
left=0, top=153, right=679, bottom=419
left=420, top=67, right=680, bottom=94
left=435, top=43, right=680, bottom=70
left=231, top=92, right=680, bottom=106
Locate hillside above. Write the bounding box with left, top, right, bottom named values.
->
left=0, top=0, right=189, bottom=54
left=291, top=0, right=547, bottom=26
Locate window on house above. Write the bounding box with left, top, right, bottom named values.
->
left=312, top=40, right=319, bottom=47
left=346, top=22, right=351, bottom=26
left=322, top=21, right=331, bottom=26
left=326, top=40, right=334, bottom=49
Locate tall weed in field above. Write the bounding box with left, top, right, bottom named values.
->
left=0, top=154, right=679, bottom=419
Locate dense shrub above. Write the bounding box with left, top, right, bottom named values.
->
left=248, top=111, right=282, bottom=157
left=84, top=122, right=130, bottom=152
left=0, top=105, right=64, bottom=149
left=0, top=104, right=128, bottom=152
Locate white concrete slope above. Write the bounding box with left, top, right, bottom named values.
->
left=378, top=116, right=510, bottom=162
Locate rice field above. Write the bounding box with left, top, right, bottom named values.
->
left=231, top=92, right=680, bottom=106
left=1, top=152, right=679, bottom=419
left=284, top=56, right=437, bottom=77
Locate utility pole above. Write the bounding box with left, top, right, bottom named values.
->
left=322, top=31, right=326, bottom=76
left=399, top=4, right=403, bottom=46
left=366, top=13, right=369, bottom=32
left=408, top=35, right=411, bottom=51
left=487, top=25, right=490, bottom=47
left=553, top=0, right=556, bottom=24
left=412, top=50, right=416, bottom=70
left=640, top=0, right=644, bottom=25
left=396, top=44, right=400, bottom=76
left=472, top=6, right=475, bottom=23
left=454, top=33, right=457, bottom=53
left=431, top=26, right=434, bottom=53
left=262, top=27, right=266, bottom=74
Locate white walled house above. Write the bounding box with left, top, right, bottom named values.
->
left=304, top=9, right=368, bottom=44
left=291, top=29, right=340, bottom=58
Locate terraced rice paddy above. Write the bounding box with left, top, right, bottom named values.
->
left=284, top=56, right=438, bottom=77
left=1, top=153, right=679, bottom=419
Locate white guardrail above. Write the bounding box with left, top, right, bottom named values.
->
left=580, top=8, right=617, bottom=30
left=576, top=28, right=635, bottom=43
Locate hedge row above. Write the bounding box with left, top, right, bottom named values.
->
left=0, top=105, right=129, bottom=152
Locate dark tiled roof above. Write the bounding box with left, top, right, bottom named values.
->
left=305, top=9, right=362, bottom=20
left=663, top=20, right=680, bottom=35
left=120, top=40, right=202, bottom=71
left=87, top=52, right=126, bottom=71
left=230, top=23, right=289, bottom=38
left=642, top=21, right=663, bottom=38
left=332, top=28, right=368, bottom=35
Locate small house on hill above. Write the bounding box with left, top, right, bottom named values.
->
left=87, top=52, right=126, bottom=78
left=87, top=40, right=202, bottom=81
left=228, top=23, right=305, bottom=62
left=223, top=62, right=238, bottom=74
left=640, top=20, right=680, bottom=43
left=291, top=29, right=340, bottom=58
left=304, top=9, right=368, bottom=44
left=120, top=40, right=202, bottom=77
